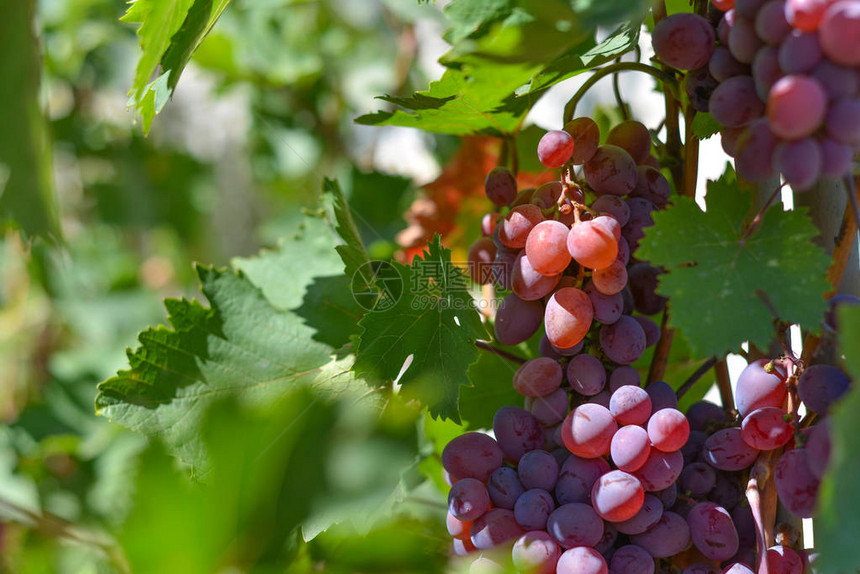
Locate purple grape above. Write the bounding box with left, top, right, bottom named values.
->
left=687, top=502, right=739, bottom=561
left=820, top=137, right=854, bottom=177
left=487, top=466, right=525, bottom=509
left=555, top=455, right=610, bottom=504
left=485, top=166, right=517, bottom=206
left=646, top=381, right=678, bottom=413
left=493, top=406, right=544, bottom=462
left=755, top=1, right=792, bottom=44
left=710, top=76, right=764, bottom=127
left=630, top=511, right=691, bottom=558
left=627, top=263, right=667, bottom=315
left=546, top=502, right=604, bottom=548
left=730, top=503, right=756, bottom=548
left=735, top=0, right=768, bottom=18
left=825, top=97, right=860, bottom=147
left=491, top=245, right=518, bottom=290
left=734, top=119, right=779, bottom=182
left=513, top=357, right=563, bottom=398
left=512, top=531, right=562, bottom=574
left=681, top=430, right=707, bottom=465
left=811, top=60, right=859, bottom=100
left=494, top=294, right=543, bottom=346
left=728, top=17, right=763, bottom=64
left=518, top=449, right=560, bottom=491
left=709, top=46, right=751, bottom=82
left=585, top=281, right=624, bottom=325
left=614, top=493, right=664, bottom=535
left=584, top=145, right=638, bottom=196
left=449, top=478, right=491, bottom=521
left=606, top=121, right=652, bottom=164
left=511, top=252, right=561, bottom=301
left=634, top=448, right=684, bottom=491
left=778, top=31, right=822, bottom=74
left=752, top=46, right=783, bottom=100
left=703, top=427, right=760, bottom=471
left=634, top=316, right=661, bottom=348
left=442, top=432, right=503, bottom=482
left=775, top=137, right=822, bottom=190
left=631, top=166, right=671, bottom=208
left=652, top=13, right=717, bottom=70
left=599, top=316, right=646, bottom=365
left=687, top=400, right=726, bottom=432
left=735, top=358, right=787, bottom=417
left=592, top=194, right=631, bottom=226
left=594, top=522, right=618, bottom=556
left=513, top=488, right=556, bottom=531
left=655, top=483, right=678, bottom=508
left=803, top=420, right=831, bottom=478
left=525, top=388, right=569, bottom=426
left=718, top=9, right=737, bottom=45
left=609, top=366, right=641, bottom=392
left=710, top=473, right=743, bottom=510
left=567, top=353, right=607, bottom=396
left=470, top=508, right=525, bottom=549
left=530, top=181, right=563, bottom=210
left=556, top=546, right=608, bottom=574
left=687, top=66, right=719, bottom=112
left=680, top=462, right=717, bottom=497
left=610, top=544, right=655, bottom=574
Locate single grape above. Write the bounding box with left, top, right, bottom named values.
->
left=447, top=511, right=472, bottom=540
left=652, top=13, right=717, bottom=70
left=611, top=425, right=652, bottom=472
left=627, top=263, right=667, bottom=315
left=811, top=60, right=859, bottom=100
left=513, top=489, right=556, bottom=531
left=492, top=244, right=518, bottom=290
left=485, top=166, right=517, bottom=206
left=609, top=366, right=641, bottom=393
left=470, top=508, right=525, bottom=550
left=629, top=511, right=691, bottom=558
left=494, top=407, right=544, bottom=463
left=519, top=450, right=560, bottom=491
left=631, top=166, right=671, bottom=208
left=634, top=448, right=684, bottom=491
left=584, top=281, right=624, bottom=325
left=546, top=502, right=604, bottom=548
left=563, top=117, right=601, bottom=165
left=556, top=546, right=608, bottom=574
left=731, top=504, right=756, bottom=548
left=825, top=97, right=860, bottom=147
left=561, top=403, right=617, bottom=459
left=468, top=238, right=497, bottom=285
left=766, top=544, right=804, bottom=574
left=481, top=212, right=502, bottom=236
left=703, top=427, right=760, bottom=471
left=687, top=400, right=726, bottom=432
left=513, top=358, right=563, bottom=398
left=583, top=145, right=638, bottom=196
left=780, top=31, right=822, bottom=75
left=774, top=448, right=820, bottom=517
left=803, top=421, right=832, bottom=478
left=453, top=537, right=476, bottom=556
left=721, top=126, right=745, bottom=157
left=635, top=316, right=660, bottom=347
left=567, top=219, right=619, bottom=270
left=752, top=46, right=783, bottom=100
left=538, top=130, right=575, bottom=168
left=544, top=287, right=594, bottom=349
left=797, top=364, right=851, bottom=414
left=592, top=195, right=631, bottom=226
left=593, top=260, right=628, bottom=295
left=775, top=137, right=823, bottom=190
left=819, top=1, right=860, bottom=66
left=610, top=385, right=652, bottom=425
left=786, top=0, right=829, bottom=31
left=718, top=9, right=737, bottom=45
left=591, top=470, right=645, bottom=522
left=734, top=119, right=779, bottom=181
left=687, top=502, right=740, bottom=561
left=525, top=388, right=569, bottom=426
left=767, top=75, right=827, bottom=140
left=741, top=407, right=794, bottom=450
left=494, top=294, right=543, bottom=346
left=555, top=454, right=610, bottom=504
left=449, top=478, right=491, bottom=521
left=606, top=121, right=652, bottom=164
left=710, top=46, right=750, bottom=82
left=599, top=316, right=646, bottom=365
left=728, top=16, right=763, bottom=64
left=488, top=467, right=525, bottom=509
left=756, top=1, right=792, bottom=43
left=499, top=204, right=545, bottom=248
left=710, top=76, right=764, bottom=127
left=648, top=408, right=691, bottom=452
left=567, top=353, right=607, bottom=396
left=442, top=432, right=503, bottom=482
left=511, top=252, right=562, bottom=301
left=646, top=380, right=678, bottom=413
left=530, top=181, right=563, bottom=210
left=610, top=544, right=655, bottom=574
left=679, top=462, right=717, bottom=498
left=654, top=483, right=678, bottom=509
left=681, top=430, right=707, bottom=465
left=512, top=531, right=561, bottom=574
left=736, top=359, right=787, bottom=416
left=710, top=473, right=743, bottom=510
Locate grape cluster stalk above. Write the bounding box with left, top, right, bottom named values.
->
left=652, top=0, right=860, bottom=191
left=446, top=113, right=856, bottom=573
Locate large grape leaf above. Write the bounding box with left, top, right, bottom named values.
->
left=123, top=0, right=232, bottom=133
left=0, top=1, right=59, bottom=239
left=354, top=236, right=488, bottom=422
left=815, top=306, right=860, bottom=574
left=637, top=168, right=831, bottom=358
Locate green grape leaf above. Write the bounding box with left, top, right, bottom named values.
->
left=691, top=112, right=721, bottom=140
left=815, top=306, right=860, bottom=574
left=0, top=1, right=59, bottom=239
left=354, top=236, right=488, bottom=422
left=459, top=344, right=523, bottom=430
left=124, top=0, right=232, bottom=133
left=637, top=167, right=831, bottom=358
left=322, top=178, right=372, bottom=282
left=95, top=264, right=365, bottom=473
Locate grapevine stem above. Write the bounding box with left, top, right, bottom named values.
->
left=563, top=62, right=680, bottom=123
left=845, top=174, right=860, bottom=232
left=714, top=359, right=735, bottom=414
left=612, top=58, right=629, bottom=121
left=742, top=182, right=787, bottom=241
left=475, top=340, right=526, bottom=364
left=510, top=135, right=520, bottom=176
left=675, top=356, right=717, bottom=399
left=646, top=306, right=674, bottom=384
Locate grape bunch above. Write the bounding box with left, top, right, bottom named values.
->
left=651, top=1, right=860, bottom=190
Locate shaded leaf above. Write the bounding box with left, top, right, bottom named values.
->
left=637, top=167, right=831, bottom=357
left=459, top=344, right=523, bottom=430
left=691, top=112, right=721, bottom=140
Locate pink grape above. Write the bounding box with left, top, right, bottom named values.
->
left=512, top=531, right=561, bottom=574
left=647, top=408, right=691, bottom=452
left=819, top=1, right=860, bottom=66
left=592, top=260, right=628, bottom=295
left=741, top=407, right=794, bottom=450
left=538, top=130, right=575, bottom=168
left=513, top=357, right=563, bottom=398
left=591, top=470, right=645, bottom=522
left=544, top=287, right=594, bottom=349
left=499, top=204, right=545, bottom=248
left=785, top=0, right=829, bottom=31
left=652, top=13, right=716, bottom=70
left=452, top=537, right=475, bottom=556
left=767, top=75, right=827, bottom=140
left=560, top=403, right=617, bottom=459
left=766, top=544, right=804, bottom=574
left=710, top=76, right=764, bottom=127
left=611, top=425, right=652, bottom=472
left=447, top=511, right=472, bottom=540
left=736, top=359, right=787, bottom=417
left=470, top=508, right=525, bottom=550
left=567, top=219, right=619, bottom=270
left=556, top=546, right=607, bottom=574
left=511, top=252, right=561, bottom=301
left=610, top=385, right=652, bottom=426
left=525, top=220, right=572, bottom=276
